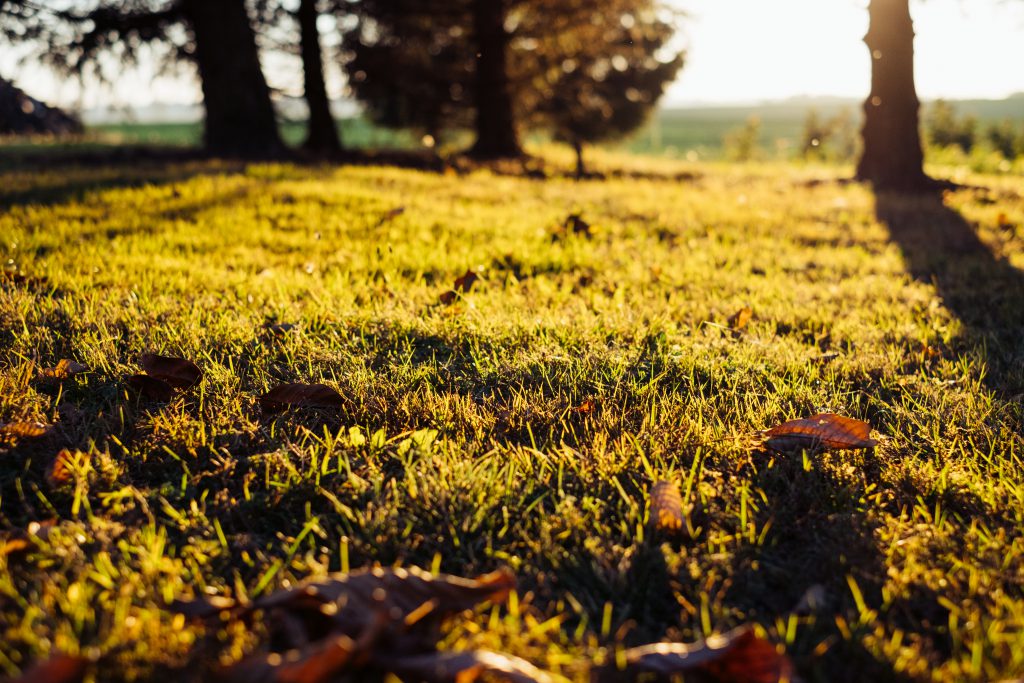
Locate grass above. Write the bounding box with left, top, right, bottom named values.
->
left=0, top=150, right=1022, bottom=682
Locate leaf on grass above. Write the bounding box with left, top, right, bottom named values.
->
left=649, top=480, right=685, bottom=533
left=440, top=269, right=479, bottom=305
left=605, top=626, right=793, bottom=683
left=571, top=400, right=595, bottom=414
left=375, top=206, right=406, bottom=228
left=259, top=383, right=345, bottom=413
left=7, top=653, right=89, bottom=683
left=0, top=421, right=53, bottom=440
left=48, top=449, right=90, bottom=486
left=550, top=213, right=594, bottom=241
left=763, top=412, right=877, bottom=453
left=386, top=650, right=556, bottom=683
left=140, top=353, right=202, bottom=389
left=727, top=306, right=753, bottom=333
left=39, top=359, right=89, bottom=381
left=127, top=374, right=174, bottom=402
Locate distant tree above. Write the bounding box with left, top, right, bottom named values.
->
left=297, top=0, right=342, bottom=153
left=800, top=109, right=829, bottom=159
left=856, top=0, right=930, bottom=190
left=925, top=99, right=976, bottom=152
left=983, top=119, right=1018, bottom=159
left=723, top=116, right=762, bottom=162
left=0, top=0, right=283, bottom=157
left=341, top=0, right=682, bottom=164
left=527, top=1, right=683, bottom=177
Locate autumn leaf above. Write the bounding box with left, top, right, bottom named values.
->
left=763, top=412, right=877, bottom=453
left=550, top=213, right=594, bottom=241
left=48, top=449, right=90, bottom=486
left=219, top=628, right=374, bottom=683
left=599, top=626, right=793, bottom=683
left=259, top=383, right=345, bottom=413
left=649, top=480, right=685, bottom=534
left=139, top=353, right=203, bottom=389
left=0, top=421, right=53, bottom=440
left=127, top=374, right=174, bottom=402
left=571, top=400, right=595, bottom=414
left=440, top=269, right=480, bottom=305
left=385, top=650, right=556, bottom=683
left=39, top=359, right=89, bottom=381
left=6, top=653, right=90, bottom=683
left=728, top=306, right=753, bottom=334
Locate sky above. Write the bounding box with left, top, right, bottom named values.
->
left=2, top=0, right=1024, bottom=112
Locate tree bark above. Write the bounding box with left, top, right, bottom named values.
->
left=573, top=138, right=585, bottom=179
left=181, top=0, right=283, bottom=158
left=468, top=0, right=522, bottom=159
left=298, top=0, right=342, bottom=154
left=856, top=0, right=930, bottom=191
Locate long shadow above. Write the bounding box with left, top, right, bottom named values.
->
left=875, top=190, right=1024, bottom=396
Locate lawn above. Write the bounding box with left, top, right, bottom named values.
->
left=0, top=152, right=1022, bottom=682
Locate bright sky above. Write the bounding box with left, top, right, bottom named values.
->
left=2, top=0, right=1024, bottom=111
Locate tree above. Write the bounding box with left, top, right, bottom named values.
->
left=856, top=0, right=930, bottom=190
left=527, top=2, right=683, bottom=176
left=468, top=0, right=521, bottom=158
left=0, top=0, right=283, bottom=157
left=297, top=0, right=342, bottom=153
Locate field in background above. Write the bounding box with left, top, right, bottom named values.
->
left=1, top=153, right=1023, bottom=681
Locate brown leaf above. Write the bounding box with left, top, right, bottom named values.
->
left=48, top=449, right=90, bottom=486
left=219, top=625, right=376, bottom=683
left=139, top=353, right=202, bottom=389
left=649, top=480, right=685, bottom=533
left=0, top=421, right=53, bottom=440
left=572, top=400, right=595, bottom=414
left=386, top=650, right=556, bottom=683
left=7, top=653, right=89, bottom=683
left=440, top=269, right=479, bottom=305
left=439, top=289, right=459, bottom=306
left=127, top=374, right=174, bottom=402
left=39, top=359, right=89, bottom=381
left=728, top=306, right=753, bottom=333
left=604, top=626, right=793, bottom=683
left=259, top=383, right=345, bottom=413
left=566, top=213, right=592, bottom=237
left=763, top=412, right=877, bottom=453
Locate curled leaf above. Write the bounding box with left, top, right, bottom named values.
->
left=48, top=449, right=90, bottom=486
left=140, top=353, right=202, bottom=389
left=649, top=480, right=685, bottom=534
left=440, top=269, right=479, bottom=305
left=259, top=383, right=345, bottom=413
left=603, top=626, right=793, bottom=683
left=39, top=359, right=89, bottom=381
left=386, top=650, right=556, bottom=683
left=763, top=412, right=877, bottom=453
left=127, top=374, right=174, bottom=402
left=727, top=306, right=753, bottom=334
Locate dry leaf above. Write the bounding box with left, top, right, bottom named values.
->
left=603, top=626, right=793, bottom=683
left=259, top=383, right=345, bottom=413
left=386, top=650, right=555, bottom=683
left=7, top=653, right=89, bottom=683
left=763, top=412, right=877, bottom=453
left=127, top=374, right=174, bottom=402
left=440, top=269, right=479, bottom=305
left=728, top=306, right=753, bottom=333
left=572, top=400, right=594, bottom=414
left=39, top=359, right=89, bottom=381
left=219, top=629, right=371, bottom=683
left=0, top=421, right=53, bottom=439
left=140, top=353, right=202, bottom=389
left=649, top=481, right=685, bottom=533
left=48, top=449, right=90, bottom=486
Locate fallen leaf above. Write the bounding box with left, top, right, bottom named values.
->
left=572, top=400, right=594, bottom=414
left=39, top=359, right=89, bottom=381
left=375, top=206, right=406, bottom=229
left=139, top=353, right=202, bottom=389
left=763, top=412, right=877, bottom=453
left=127, top=374, right=174, bottom=402
left=566, top=213, right=592, bottom=237
left=727, top=306, right=753, bottom=334
left=0, top=421, right=53, bottom=440
left=259, top=383, right=344, bottom=413
left=601, top=626, right=792, bottom=683
left=219, top=629, right=370, bottom=683
left=649, top=480, right=685, bottom=533
left=386, top=650, right=555, bottom=683
left=48, top=449, right=90, bottom=486
left=440, top=269, right=480, bottom=305
left=7, top=653, right=89, bottom=683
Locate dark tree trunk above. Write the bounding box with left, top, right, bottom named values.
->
left=181, top=0, right=282, bottom=158
left=572, top=138, right=585, bottom=179
left=468, top=0, right=522, bottom=159
left=856, top=0, right=930, bottom=191
left=298, top=0, right=341, bottom=154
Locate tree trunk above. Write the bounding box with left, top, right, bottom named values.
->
left=468, top=0, right=522, bottom=159
left=298, top=0, right=341, bottom=154
left=856, top=0, right=930, bottom=191
left=573, top=138, right=585, bottom=179
left=181, top=0, right=282, bottom=158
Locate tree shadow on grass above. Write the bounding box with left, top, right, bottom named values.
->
left=874, top=190, right=1024, bottom=397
